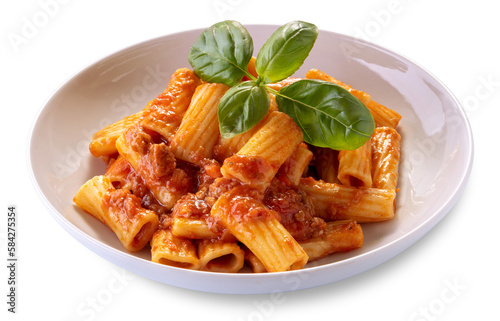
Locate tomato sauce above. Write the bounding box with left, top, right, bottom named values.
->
left=103, top=188, right=142, bottom=224
left=222, top=155, right=277, bottom=185
left=264, top=178, right=325, bottom=241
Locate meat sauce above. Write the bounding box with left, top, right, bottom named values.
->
left=105, top=156, right=169, bottom=216
left=264, top=178, right=325, bottom=241
left=102, top=188, right=142, bottom=224
left=137, top=142, right=194, bottom=196
left=210, top=184, right=281, bottom=242
left=110, top=125, right=325, bottom=242
left=171, top=192, right=230, bottom=241
left=172, top=193, right=211, bottom=220
left=123, top=125, right=196, bottom=203
left=222, top=155, right=277, bottom=184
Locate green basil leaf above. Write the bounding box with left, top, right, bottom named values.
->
left=276, top=79, right=375, bottom=150
left=218, top=81, right=270, bottom=139
left=188, top=20, right=253, bottom=86
left=255, top=21, right=318, bottom=84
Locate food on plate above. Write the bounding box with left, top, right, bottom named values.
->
left=74, top=21, right=402, bottom=273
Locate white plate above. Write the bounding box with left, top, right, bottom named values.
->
left=28, top=25, right=473, bottom=294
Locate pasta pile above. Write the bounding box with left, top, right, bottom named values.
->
left=74, top=64, right=402, bottom=273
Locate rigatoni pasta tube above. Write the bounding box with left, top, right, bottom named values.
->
left=170, top=83, right=229, bottom=166
left=115, top=123, right=155, bottom=169
left=116, top=126, right=193, bottom=209
left=89, top=110, right=145, bottom=158
left=89, top=68, right=200, bottom=158
left=300, top=220, right=363, bottom=261
left=221, top=111, right=303, bottom=192
left=366, top=99, right=402, bottom=128
left=212, top=100, right=278, bottom=162
left=150, top=229, right=201, bottom=270
left=276, top=145, right=313, bottom=187
left=73, top=175, right=159, bottom=252
left=103, top=156, right=135, bottom=189
left=243, top=247, right=267, bottom=273
left=140, top=68, right=201, bottom=141
left=171, top=217, right=218, bottom=239
left=211, top=185, right=308, bottom=272
left=371, top=126, right=401, bottom=190
left=197, top=240, right=245, bottom=273
left=299, top=177, right=396, bottom=222
left=337, top=139, right=373, bottom=187
left=170, top=193, right=219, bottom=239
left=266, top=77, right=302, bottom=91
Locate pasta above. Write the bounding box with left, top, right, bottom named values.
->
left=73, top=175, right=159, bottom=252
left=171, top=217, right=218, bottom=239
left=300, top=220, right=364, bottom=261
left=276, top=144, right=313, bottom=187
left=74, top=63, right=403, bottom=274
left=140, top=68, right=201, bottom=142
left=220, top=110, right=303, bottom=193
left=89, top=110, right=145, bottom=159
left=211, top=184, right=308, bottom=272
left=151, top=228, right=201, bottom=270
left=197, top=239, right=245, bottom=273
left=169, top=83, right=229, bottom=166
left=299, top=177, right=396, bottom=222
left=337, top=139, right=373, bottom=187
left=115, top=126, right=193, bottom=210
left=371, top=126, right=402, bottom=190
left=212, top=100, right=278, bottom=162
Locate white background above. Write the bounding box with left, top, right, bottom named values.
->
left=1, top=0, right=499, bottom=320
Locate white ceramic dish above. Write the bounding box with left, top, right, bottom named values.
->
left=28, top=25, right=473, bottom=294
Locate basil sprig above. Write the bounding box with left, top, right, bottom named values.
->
left=188, top=20, right=375, bottom=150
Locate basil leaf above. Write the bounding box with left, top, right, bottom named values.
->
left=276, top=79, right=375, bottom=150
left=188, top=20, right=253, bottom=86
left=255, top=21, right=318, bottom=84
left=218, top=81, right=270, bottom=138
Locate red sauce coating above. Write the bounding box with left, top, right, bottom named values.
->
left=124, top=125, right=195, bottom=199
left=172, top=193, right=211, bottom=220
left=222, top=155, right=276, bottom=184
left=264, top=178, right=325, bottom=241
left=125, top=125, right=152, bottom=155
left=140, top=192, right=169, bottom=216
left=196, top=158, right=223, bottom=191
left=103, top=189, right=142, bottom=222
left=105, top=157, right=169, bottom=215
left=206, top=177, right=242, bottom=207
left=215, top=185, right=280, bottom=225
left=136, top=142, right=194, bottom=199
left=140, top=68, right=200, bottom=142
left=105, top=157, right=135, bottom=188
